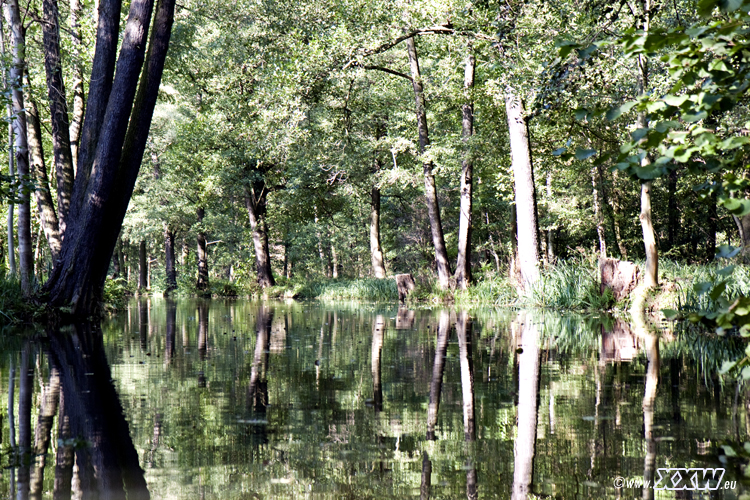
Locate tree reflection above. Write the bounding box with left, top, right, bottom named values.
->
left=641, top=331, right=659, bottom=500
left=512, top=313, right=540, bottom=500
left=427, top=310, right=451, bottom=440
left=247, top=305, right=273, bottom=446
left=165, top=298, right=176, bottom=363
left=371, top=314, right=385, bottom=412
left=457, top=311, right=477, bottom=500
left=45, top=324, right=150, bottom=500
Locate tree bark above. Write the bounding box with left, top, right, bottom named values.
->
left=26, top=86, right=62, bottom=262
left=164, top=225, right=176, bottom=295
left=666, top=170, right=678, bottom=252
left=637, top=0, right=658, bottom=288
left=0, top=15, right=15, bottom=277
left=707, top=186, right=717, bottom=262
left=196, top=207, right=208, bottom=290
left=455, top=44, right=475, bottom=290
left=138, top=240, right=147, bottom=291
left=68, top=0, right=86, bottom=170
left=244, top=184, right=275, bottom=288
left=592, top=166, right=606, bottom=258
left=370, top=186, right=386, bottom=278
left=44, top=0, right=177, bottom=317
left=733, top=213, right=750, bottom=260
left=42, top=0, right=75, bottom=231
left=5, top=0, right=32, bottom=294
left=406, top=36, right=452, bottom=289
left=506, top=91, right=539, bottom=290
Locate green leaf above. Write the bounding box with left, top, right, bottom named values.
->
left=710, top=280, right=728, bottom=301
left=717, top=244, right=742, bottom=259
left=717, top=265, right=736, bottom=276
left=574, top=148, right=597, bottom=160
left=654, top=121, right=680, bottom=133
left=605, top=101, right=637, bottom=121
left=722, top=198, right=750, bottom=216
left=720, top=360, right=738, bottom=374
left=662, top=308, right=679, bottom=319
left=574, top=108, right=589, bottom=121
left=719, top=136, right=750, bottom=150
left=663, top=94, right=689, bottom=107
left=631, top=127, right=650, bottom=142
left=552, top=147, right=567, bottom=156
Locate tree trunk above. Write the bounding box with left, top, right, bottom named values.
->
left=43, top=0, right=176, bottom=318
left=26, top=86, right=62, bottom=262
left=42, top=0, right=75, bottom=231
left=733, top=213, right=750, bottom=260
left=331, top=242, right=338, bottom=278
left=707, top=186, right=717, bottom=262
left=139, top=240, right=147, bottom=291
left=455, top=44, right=475, bottom=290
left=636, top=0, right=658, bottom=289
left=370, top=187, right=386, bottom=278
left=112, top=244, right=121, bottom=278
left=1, top=16, right=15, bottom=277
left=666, top=170, right=678, bottom=252
left=244, top=185, right=275, bottom=288
left=506, top=91, right=539, bottom=290
left=164, top=225, right=176, bottom=295
left=406, top=36, right=452, bottom=289
left=5, top=0, right=32, bottom=294
left=546, top=172, right=555, bottom=264
left=68, top=0, right=86, bottom=170
left=196, top=207, right=209, bottom=290
left=592, top=166, right=606, bottom=258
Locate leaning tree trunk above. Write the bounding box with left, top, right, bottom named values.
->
left=42, top=0, right=75, bottom=232
left=26, top=85, right=62, bottom=262
left=44, top=0, right=177, bottom=317
left=196, top=207, right=209, bottom=290
left=455, top=44, right=475, bottom=290
left=506, top=90, right=539, bottom=290
left=5, top=0, right=33, bottom=294
left=405, top=36, right=452, bottom=289
left=636, top=0, right=658, bottom=289
left=244, top=185, right=275, bottom=288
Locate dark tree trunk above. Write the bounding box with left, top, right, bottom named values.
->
left=666, top=170, right=678, bottom=252
left=370, top=187, right=386, bottom=278
left=164, top=225, right=176, bottom=294
left=196, top=207, right=209, bottom=290
left=506, top=91, right=539, bottom=290
left=112, top=245, right=121, bottom=278
left=455, top=44, right=475, bottom=290
left=139, top=240, right=147, bottom=291
left=734, top=213, right=750, bottom=260
left=707, top=187, right=717, bottom=262
left=42, top=0, right=75, bottom=231
left=244, top=184, right=275, bottom=288
left=26, top=87, right=62, bottom=262
left=405, top=36, right=452, bottom=289
left=43, top=0, right=177, bottom=318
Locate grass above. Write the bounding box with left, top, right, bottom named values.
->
left=295, top=278, right=398, bottom=301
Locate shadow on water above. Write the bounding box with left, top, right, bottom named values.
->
left=2, top=299, right=750, bottom=499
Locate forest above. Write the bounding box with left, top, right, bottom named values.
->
left=0, top=0, right=748, bottom=324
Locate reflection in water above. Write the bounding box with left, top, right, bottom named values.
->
left=371, top=315, right=385, bottom=412
left=17, top=343, right=34, bottom=500
left=3, top=300, right=748, bottom=499
left=512, top=313, right=540, bottom=500
left=642, top=331, right=660, bottom=500
left=45, top=324, right=150, bottom=500
left=426, top=311, right=451, bottom=441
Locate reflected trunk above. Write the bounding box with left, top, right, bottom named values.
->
left=30, top=367, right=61, bottom=499
left=165, top=299, right=176, bottom=363
left=197, top=301, right=208, bottom=360
left=642, top=332, right=659, bottom=500
left=457, top=311, right=478, bottom=499
left=17, top=343, right=34, bottom=500
left=420, top=452, right=432, bottom=500
left=139, top=299, right=149, bottom=350
left=511, top=313, right=540, bottom=500
left=371, top=314, right=385, bottom=412
left=427, top=311, right=451, bottom=440
left=46, top=324, right=150, bottom=499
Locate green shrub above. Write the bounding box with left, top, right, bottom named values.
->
left=296, top=278, right=398, bottom=301
left=102, top=277, right=134, bottom=310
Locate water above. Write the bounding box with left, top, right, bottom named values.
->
left=1, top=298, right=749, bottom=499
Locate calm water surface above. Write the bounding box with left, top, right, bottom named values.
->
left=1, top=298, right=749, bottom=499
